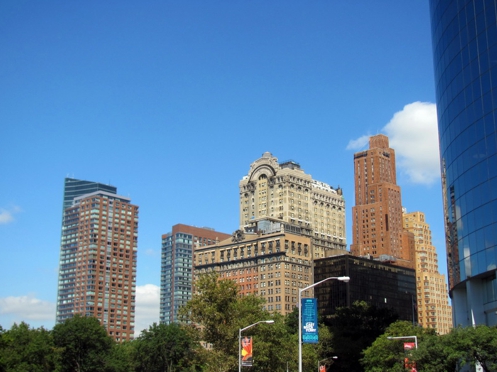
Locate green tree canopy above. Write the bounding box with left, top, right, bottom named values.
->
left=179, top=272, right=268, bottom=355
left=0, top=322, right=55, bottom=372
left=463, top=325, right=497, bottom=371
left=132, top=322, right=201, bottom=372
left=179, top=272, right=297, bottom=371
left=326, top=300, right=399, bottom=372
left=361, top=320, right=435, bottom=372
left=413, top=325, right=497, bottom=372
left=52, top=314, right=114, bottom=372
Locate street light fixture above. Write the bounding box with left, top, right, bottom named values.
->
left=298, top=276, right=350, bottom=372
left=318, top=356, right=337, bottom=371
left=386, top=335, right=418, bottom=349
left=239, top=320, right=274, bottom=372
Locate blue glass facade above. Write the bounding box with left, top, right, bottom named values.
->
left=430, top=0, right=497, bottom=326
left=160, top=232, right=194, bottom=324
left=160, top=224, right=230, bottom=324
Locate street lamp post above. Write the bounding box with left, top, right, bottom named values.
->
left=298, top=276, right=350, bottom=372
left=239, top=320, right=274, bottom=372
left=318, top=356, right=337, bottom=371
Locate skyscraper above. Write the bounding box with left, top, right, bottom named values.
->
left=160, top=224, right=230, bottom=324
left=239, top=152, right=346, bottom=258
left=430, top=0, right=497, bottom=326
left=351, top=135, right=414, bottom=268
left=56, top=178, right=138, bottom=341
left=403, top=211, right=452, bottom=334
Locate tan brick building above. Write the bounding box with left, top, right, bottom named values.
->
left=239, top=152, right=346, bottom=259
left=351, top=134, right=414, bottom=269
left=194, top=219, right=314, bottom=314
left=403, top=211, right=453, bottom=334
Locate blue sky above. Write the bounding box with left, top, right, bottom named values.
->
left=0, top=1, right=442, bottom=335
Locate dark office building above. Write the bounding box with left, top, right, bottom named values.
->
left=430, top=0, right=497, bottom=327
left=314, top=255, right=417, bottom=323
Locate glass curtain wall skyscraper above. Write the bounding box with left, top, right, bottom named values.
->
left=160, top=224, right=230, bottom=324
left=430, top=0, right=497, bottom=326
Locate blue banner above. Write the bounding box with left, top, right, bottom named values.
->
left=301, top=298, right=318, bottom=344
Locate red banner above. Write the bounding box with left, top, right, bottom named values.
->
left=403, top=342, right=416, bottom=371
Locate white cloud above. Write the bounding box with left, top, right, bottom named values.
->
left=384, top=102, right=440, bottom=185
left=134, top=284, right=160, bottom=337
left=347, top=102, right=440, bottom=185
left=0, top=206, right=21, bottom=224
left=0, top=286, right=161, bottom=337
left=145, top=248, right=157, bottom=256
left=0, top=294, right=55, bottom=322
left=346, top=135, right=370, bottom=151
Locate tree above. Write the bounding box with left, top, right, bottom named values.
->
left=52, top=315, right=114, bottom=372
left=362, top=320, right=435, bottom=372
left=326, top=301, right=399, bottom=372
left=0, top=322, right=55, bottom=372
left=413, top=330, right=464, bottom=372
left=179, top=272, right=268, bottom=356
left=463, top=325, right=497, bottom=371
left=131, top=322, right=201, bottom=372
left=105, top=341, right=134, bottom=372
left=363, top=323, right=497, bottom=372
left=179, top=272, right=296, bottom=371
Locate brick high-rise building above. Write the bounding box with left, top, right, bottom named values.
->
left=403, top=211, right=452, bottom=334
left=56, top=179, right=138, bottom=342
left=239, top=152, right=346, bottom=258
left=351, top=135, right=414, bottom=268
left=160, top=224, right=230, bottom=324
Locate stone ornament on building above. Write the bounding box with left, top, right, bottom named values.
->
left=232, top=229, right=245, bottom=243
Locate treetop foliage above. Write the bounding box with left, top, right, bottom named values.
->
left=2, top=276, right=497, bottom=372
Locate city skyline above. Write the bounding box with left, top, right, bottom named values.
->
left=0, top=2, right=442, bottom=335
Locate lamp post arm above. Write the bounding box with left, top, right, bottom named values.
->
left=239, top=320, right=274, bottom=372
left=301, top=276, right=349, bottom=293
left=387, top=335, right=418, bottom=349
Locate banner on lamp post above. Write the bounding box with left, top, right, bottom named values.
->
left=404, top=342, right=417, bottom=372
left=301, top=298, right=318, bottom=344
left=241, top=336, right=253, bottom=367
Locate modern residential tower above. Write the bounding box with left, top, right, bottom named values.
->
left=430, top=0, right=497, bottom=326
left=160, top=224, right=230, bottom=324
left=56, top=178, right=138, bottom=341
